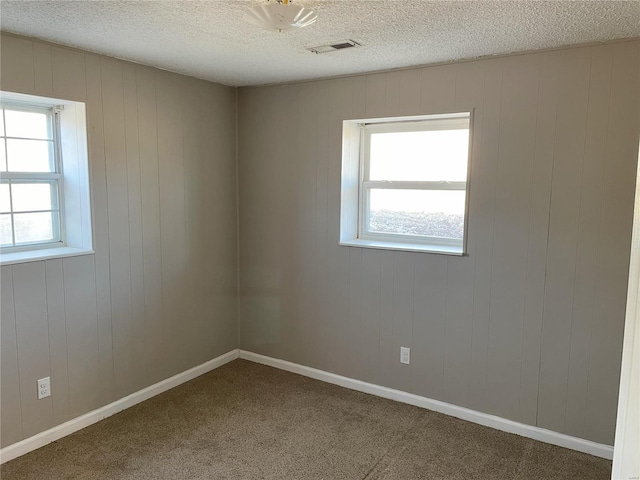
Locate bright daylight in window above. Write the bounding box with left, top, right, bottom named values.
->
left=0, top=105, right=62, bottom=250
left=0, top=91, right=93, bottom=265
left=340, top=112, right=472, bottom=255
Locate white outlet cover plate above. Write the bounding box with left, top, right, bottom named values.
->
left=400, top=347, right=411, bottom=364
left=37, top=377, right=50, bottom=399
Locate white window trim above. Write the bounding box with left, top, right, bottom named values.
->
left=339, top=112, right=473, bottom=256
left=0, top=91, right=94, bottom=265
left=1, top=103, right=64, bottom=252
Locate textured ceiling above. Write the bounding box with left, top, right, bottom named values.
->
left=1, top=1, right=639, bottom=87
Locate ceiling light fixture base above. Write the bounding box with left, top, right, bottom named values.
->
left=244, top=0, right=318, bottom=33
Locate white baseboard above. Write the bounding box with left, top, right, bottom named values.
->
left=2, top=348, right=613, bottom=464
left=0, top=349, right=240, bottom=464
left=239, top=350, right=614, bottom=460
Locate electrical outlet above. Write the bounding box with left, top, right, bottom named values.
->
left=400, top=347, right=410, bottom=365
left=37, top=377, right=50, bottom=399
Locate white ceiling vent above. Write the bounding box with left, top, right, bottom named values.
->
left=307, top=40, right=361, bottom=54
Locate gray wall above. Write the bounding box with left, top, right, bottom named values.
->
left=238, top=40, right=640, bottom=446
left=1, top=33, right=638, bottom=451
left=0, top=33, right=238, bottom=447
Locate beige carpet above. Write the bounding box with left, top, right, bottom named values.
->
left=1, top=359, right=611, bottom=479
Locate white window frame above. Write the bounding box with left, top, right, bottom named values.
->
left=1, top=103, right=65, bottom=252
left=0, top=91, right=94, bottom=265
left=340, top=112, right=472, bottom=255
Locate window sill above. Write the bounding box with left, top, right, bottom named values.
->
left=0, top=246, right=95, bottom=266
left=339, top=238, right=465, bottom=256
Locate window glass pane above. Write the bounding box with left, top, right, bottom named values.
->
left=0, top=109, right=4, bottom=136
left=4, top=109, right=51, bottom=140
left=6, top=139, right=55, bottom=172
left=0, top=184, right=10, bottom=213
left=369, top=129, right=469, bottom=182
left=0, top=140, right=6, bottom=172
left=367, top=189, right=466, bottom=240
left=0, top=214, right=12, bottom=246
left=14, top=211, right=54, bottom=244
left=11, top=183, right=54, bottom=212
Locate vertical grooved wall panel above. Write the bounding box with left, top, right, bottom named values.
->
left=519, top=51, right=559, bottom=427
left=156, top=73, right=187, bottom=377
left=135, top=66, right=165, bottom=385
left=0, top=35, right=35, bottom=93
left=33, top=43, right=53, bottom=96
left=486, top=54, right=541, bottom=423
left=238, top=40, right=640, bottom=446
left=44, top=259, right=71, bottom=425
left=585, top=41, right=639, bottom=444
left=1, top=33, right=638, bottom=451
left=1, top=267, right=23, bottom=446
left=51, top=46, right=86, bottom=101
left=84, top=53, right=116, bottom=406
left=0, top=34, right=238, bottom=448
left=468, top=58, right=503, bottom=416
left=122, top=64, right=146, bottom=392
left=101, top=57, right=135, bottom=399
left=12, top=262, right=53, bottom=437
left=538, top=47, right=594, bottom=434
left=564, top=44, right=613, bottom=440
left=63, top=255, right=100, bottom=416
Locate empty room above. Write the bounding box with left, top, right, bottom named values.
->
left=0, top=1, right=639, bottom=479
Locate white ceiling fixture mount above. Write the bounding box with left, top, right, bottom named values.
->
left=245, top=0, right=317, bottom=33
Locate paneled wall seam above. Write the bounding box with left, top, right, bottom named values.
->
left=96, top=56, right=116, bottom=394
left=580, top=50, right=613, bottom=436
left=467, top=64, right=487, bottom=413
left=518, top=56, right=543, bottom=424
left=43, top=262, right=54, bottom=418
left=180, top=80, right=187, bottom=296
left=60, top=261, right=71, bottom=414
left=151, top=69, right=166, bottom=337
left=442, top=259, right=449, bottom=393
left=485, top=66, right=504, bottom=417
left=562, top=48, right=593, bottom=434
left=100, top=58, right=127, bottom=397
left=523, top=55, right=544, bottom=427
left=10, top=267, right=25, bottom=436
left=133, top=65, right=148, bottom=384
left=122, top=59, right=135, bottom=395
left=534, top=55, right=561, bottom=429
left=235, top=87, right=241, bottom=347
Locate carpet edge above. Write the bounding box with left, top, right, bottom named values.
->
left=239, top=350, right=613, bottom=460
left=0, top=349, right=240, bottom=464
